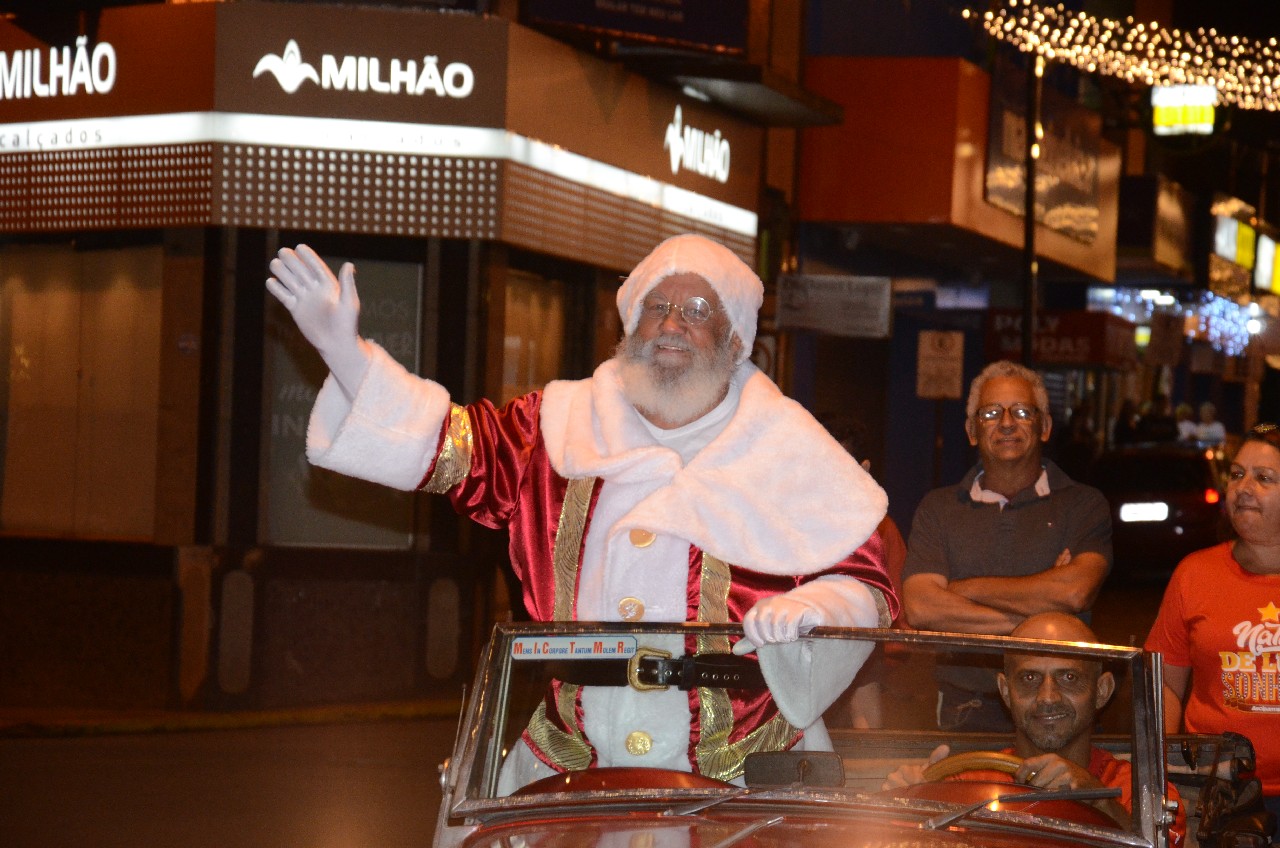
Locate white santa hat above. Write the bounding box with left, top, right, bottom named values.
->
left=616, top=234, right=763, bottom=363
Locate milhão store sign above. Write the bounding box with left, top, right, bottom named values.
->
left=0, top=35, right=118, bottom=101
left=0, top=4, right=504, bottom=125
left=0, top=2, right=757, bottom=236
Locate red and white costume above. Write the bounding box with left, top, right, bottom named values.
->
left=289, top=232, right=893, bottom=789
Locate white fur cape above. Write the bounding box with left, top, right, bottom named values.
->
left=541, top=358, right=887, bottom=576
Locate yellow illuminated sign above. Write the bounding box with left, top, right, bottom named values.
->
left=1151, top=85, right=1217, bottom=136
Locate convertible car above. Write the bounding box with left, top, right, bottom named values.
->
left=434, top=623, right=1263, bottom=848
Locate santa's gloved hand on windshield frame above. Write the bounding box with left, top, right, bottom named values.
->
left=733, top=576, right=881, bottom=729
left=267, top=244, right=372, bottom=401
left=733, top=575, right=880, bottom=655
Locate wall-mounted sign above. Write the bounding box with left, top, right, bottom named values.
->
left=251, top=38, right=475, bottom=99
left=1256, top=233, right=1280, bottom=293
left=664, top=105, right=729, bottom=184
left=0, top=35, right=118, bottom=101
left=220, top=3, right=505, bottom=126
left=1214, top=214, right=1257, bottom=270
left=1151, top=84, right=1216, bottom=136
left=985, top=309, right=1136, bottom=368
left=777, top=275, right=891, bottom=339
left=916, top=330, right=965, bottom=400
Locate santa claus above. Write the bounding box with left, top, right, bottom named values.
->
left=267, top=233, right=896, bottom=790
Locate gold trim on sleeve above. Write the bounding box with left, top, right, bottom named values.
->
left=422, top=404, right=473, bottom=494
left=869, top=585, right=892, bottom=628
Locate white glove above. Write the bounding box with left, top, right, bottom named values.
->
left=734, top=575, right=879, bottom=655
left=266, top=244, right=371, bottom=400
left=739, top=594, right=822, bottom=649
left=734, top=576, right=881, bottom=730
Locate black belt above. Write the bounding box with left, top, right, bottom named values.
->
left=544, top=648, right=766, bottom=692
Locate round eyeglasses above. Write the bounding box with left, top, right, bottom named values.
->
left=640, top=294, right=715, bottom=326
left=975, top=403, right=1040, bottom=423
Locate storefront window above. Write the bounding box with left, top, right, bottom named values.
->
left=261, top=256, right=422, bottom=549
left=0, top=244, right=163, bottom=539
left=501, top=270, right=565, bottom=403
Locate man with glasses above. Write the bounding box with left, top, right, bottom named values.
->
left=900, top=360, right=1112, bottom=731
left=266, top=233, right=897, bottom=789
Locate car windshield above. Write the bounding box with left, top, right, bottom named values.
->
left=436, top=623, right=1236, bottom=848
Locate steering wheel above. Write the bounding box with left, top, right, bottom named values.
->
left=922, top=750, right=1024, bottom=782
left=907, top=751, right=1121, bottom=829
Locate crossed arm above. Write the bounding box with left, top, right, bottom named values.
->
left=902, top=550, right=1109, bottom=635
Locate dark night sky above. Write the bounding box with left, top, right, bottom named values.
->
left=1170, top=0, right=1280, bottom=43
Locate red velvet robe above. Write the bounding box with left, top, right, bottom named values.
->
left=425, top=391, right=898, bottom=776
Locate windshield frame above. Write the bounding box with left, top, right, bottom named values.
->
left=439, top=622, right=1164, bottom=847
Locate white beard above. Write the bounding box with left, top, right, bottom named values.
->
left=615, top=330, right=737, bottom=426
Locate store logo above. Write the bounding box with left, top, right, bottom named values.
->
left=252, top=40, right=318, bottom=94
left=252, top=39, right=475, bottom=98
left=0, top=36, right=117, bottom=100
left=663, top=105, right=731, bottom=184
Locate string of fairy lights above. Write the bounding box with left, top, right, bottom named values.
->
left=964, top=0, right=1280, bottom=111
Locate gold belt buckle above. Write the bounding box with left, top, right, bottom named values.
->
left=627, top=645, right=672, bottom=691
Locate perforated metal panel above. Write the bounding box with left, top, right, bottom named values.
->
left=215, top=146, right=500, bottom=238
left=501, top=161, right=756, bottom=270
left=0, top=143, right=502, bottom=240
left=0, top=145, right=212, bottom=231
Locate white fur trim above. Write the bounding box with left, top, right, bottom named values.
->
left=541, top=360, right=887, bottom=575
left=306, top=341, right=452, bottom=491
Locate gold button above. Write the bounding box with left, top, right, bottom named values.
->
left=629, top=528, right=656, bottom=548
left=617, top=597, right=645, bottom=621
left=625, top=730, right=653, bottom=756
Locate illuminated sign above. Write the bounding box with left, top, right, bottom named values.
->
left=1215, top=214, right=1238, bottom=262
left=0, top=36, right=117, bottom=100
left=252, top=39, right=475, bottom=98
left=1151, top=84, right=1216, bottom=136
left=663, top=105, right=730, bottom=184
left=1215, top=214, right=1257, bottom=269
left=1256, top=233, right=1280, bottom=293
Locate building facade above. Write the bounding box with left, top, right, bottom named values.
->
left=0, top=1, right=770, bottom=710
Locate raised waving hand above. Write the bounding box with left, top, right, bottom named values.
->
left=266, top=244, right=371, bottom=400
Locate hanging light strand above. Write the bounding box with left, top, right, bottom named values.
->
left=965, top=1, right=1280, bottom=111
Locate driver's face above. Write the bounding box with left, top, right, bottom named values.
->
left=997, top=654, right=1111, bottom=753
